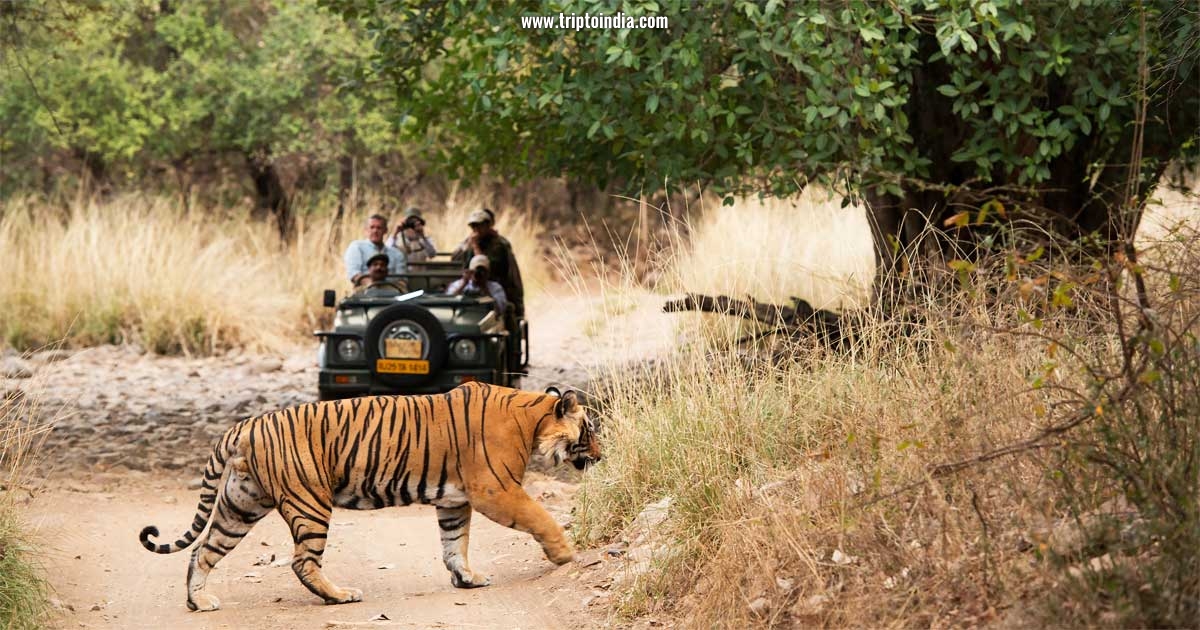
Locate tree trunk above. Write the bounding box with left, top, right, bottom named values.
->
left=335, top=153, right=353, bottom=225
left=662, top=293, right=849, bottom=351
left=173, top=156, right=192, bottom=213
left=77, top=149, right=110, bottom=198
left=245, top=152, right=293, bottom=243
left=864, top=23, right=1199, bottom=306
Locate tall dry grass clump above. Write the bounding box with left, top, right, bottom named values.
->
left=0, top=195, right=314, bottom=353
left=577, top=300, right=1064, bottom=626
left=0, top=390, right=52, bottom=629
left=669, top=188, right=875, bottom=310
left=0, top=194, right=553, bottom=355
left=574, top=188, right=1200, bottom=627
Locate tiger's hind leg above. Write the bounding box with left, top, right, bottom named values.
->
left=187, top=457, right=274, bottom=612
left=279, top=499, right=362, bottom=605
left=436, top=504, right=490, bottom=588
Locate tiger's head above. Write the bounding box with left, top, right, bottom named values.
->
left=537, top=388, right=602, bottom=471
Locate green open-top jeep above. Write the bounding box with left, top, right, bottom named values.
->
left=316, top=258, right=527, bottom=400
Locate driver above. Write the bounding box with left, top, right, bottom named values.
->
left=446, top=255, right=508, bottom=315
left=354, top=253, right=406, bottom=293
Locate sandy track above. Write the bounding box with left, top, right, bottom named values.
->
left=29, top=474, right=605, bottom=630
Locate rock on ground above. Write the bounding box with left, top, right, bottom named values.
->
left=24, top=345, right=316, bottom=475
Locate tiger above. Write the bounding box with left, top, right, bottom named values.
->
left=138, top=381, right=601, bottom=611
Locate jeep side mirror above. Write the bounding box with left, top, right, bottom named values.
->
left=322, top=290, right=336, bottom=308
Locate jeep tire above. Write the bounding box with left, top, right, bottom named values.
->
left=365, top=303, right=448, bottom=388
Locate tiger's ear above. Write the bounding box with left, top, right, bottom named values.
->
left=554, top=390, right=580, bottom=418
left=544, top=386, right=562, bottom=398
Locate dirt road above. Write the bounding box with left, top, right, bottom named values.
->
left=15, top=289, right=677, bottom=629
left=30, top=473, right=606, bottom=630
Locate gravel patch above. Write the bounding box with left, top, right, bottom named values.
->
left=19, top=345, right=316, bottom=477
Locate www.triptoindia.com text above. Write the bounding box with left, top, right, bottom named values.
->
left=520, top=13, right=669, bottom=30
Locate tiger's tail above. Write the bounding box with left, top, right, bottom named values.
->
left=138, top=422, right=244, bottom=554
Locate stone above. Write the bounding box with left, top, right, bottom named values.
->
left=283, top=356, right=312, bottom=373
left=1049, top=518, right=1087, bottom=556
left=251, top=360, right=283, bottom=374
left=0, top=357, right=33, bottom=379
left=626, top=496, right=672, bottom=544
left=31, top=349, right=73, bottom=363
left=831, top=549, right=857, bottom=565
left=803, top=594, right=829, bottom=610
left=748, top=597, right=770, bottom=617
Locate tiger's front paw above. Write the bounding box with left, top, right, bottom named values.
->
left=450, top=570, right=491, bottom=589
left=187, top=592, right=221, bottom=612
left=323, top=587, right=363, bottom=605
left=545, top=543, right=577, bottom=565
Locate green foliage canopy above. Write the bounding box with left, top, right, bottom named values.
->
left=327, top=0, right=1198, bottom=214
left=1, top=0, right=397, bottom=189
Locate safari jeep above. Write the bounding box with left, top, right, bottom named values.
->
left=315, top=258, right=528, bottom=400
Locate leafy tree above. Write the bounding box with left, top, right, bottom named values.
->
left=1, top=3, right=165, bottom=187
left=326, top=0, right=1199, bottom=281
left=1, top=0, right=399, bottom=237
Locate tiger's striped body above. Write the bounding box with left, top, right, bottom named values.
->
left=138, top=382, right=600, bottom=611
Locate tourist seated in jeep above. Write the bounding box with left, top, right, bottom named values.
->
left=451, top=209, right=524, bottom=317
left=354, top=253, right=406, bottom=294
left=344, top=214, right=407, bottom=287
left=446, top=255, right=508, bottom=316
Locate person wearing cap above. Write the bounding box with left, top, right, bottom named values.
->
left=446, top=254, right=508, bottom=315
left=386, top=207, right=437, bottom=263
left=344, top=214, right=407, bottom=286
left=354, top=253, right=407, bottom=293
left=451, top=208, right=524, bottom=317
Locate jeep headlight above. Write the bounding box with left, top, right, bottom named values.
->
left=336, top=338, right=363, bottom=362
left=452, top=338, right=478, bottom=362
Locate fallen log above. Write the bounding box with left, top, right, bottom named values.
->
left=662, top=293, right=848, bottom=349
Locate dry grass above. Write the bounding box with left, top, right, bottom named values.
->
left=0, top=194, right=553, bottom=355
left=0, top=390, right=54, bottom=629
left=577, top=302, right=1063, bottom=627
left=573, top=184, right=1200, bottom=627
left=668, top=189, right=875, bottom=310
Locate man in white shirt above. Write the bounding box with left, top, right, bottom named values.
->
left=344, top=214, right=407, bottom=286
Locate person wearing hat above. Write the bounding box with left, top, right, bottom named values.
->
left=386, top=207, right=437, bottom=263
left=354, top=253, right=407, bottom=293
left=343, top=213, right=407, bottom=286
left=451, top=208, right=524, bottom=317
left=446, top=254, right=508, bottom=315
